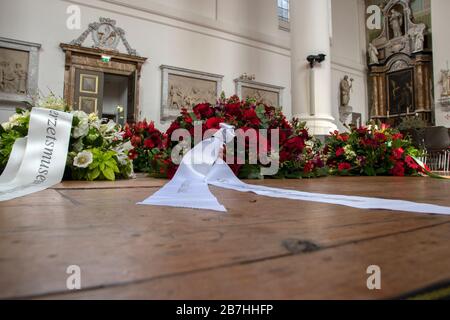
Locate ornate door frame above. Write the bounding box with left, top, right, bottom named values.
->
left=60, top=43, right=147, bottom=123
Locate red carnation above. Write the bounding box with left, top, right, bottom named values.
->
left=390, top=161, right=405, bottom=177
left=338, top=163, right=352, bottom=171
left=392, top=148, right=404, bottom=160
left=335, top=147, right=345, bottom=157
left=206, top=117, right=224, bottom=130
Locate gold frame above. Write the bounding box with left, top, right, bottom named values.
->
left=79, top=74, right=99, bottom=94
left=79, top=96, right=98, bottom=113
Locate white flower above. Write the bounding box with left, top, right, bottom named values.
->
left=72, top=111, right=89, bottom=138
left=73, top=151, right=93, bottom=168
left=100, top=120, right=116, bottom=134
left=113, top=141, right=133, bottom=165
left=1, top=122, right=11, bottom=131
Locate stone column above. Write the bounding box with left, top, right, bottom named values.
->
left=290, top=0, right=337, bottom=135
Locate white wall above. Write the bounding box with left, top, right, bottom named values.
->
left=0, top=0, right=368, bottom=131
left=431, top=0, right=450, bottom=128
left=0, top=0, right=291, bottom=127
left=330, top=0, right=368, bottom=131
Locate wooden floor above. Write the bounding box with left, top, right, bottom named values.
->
left=0, top=176, right=449, bottom=300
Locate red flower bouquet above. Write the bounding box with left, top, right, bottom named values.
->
left=324, top=123, right=425, bottom=176
left=125, top=95, right=326, bottom=179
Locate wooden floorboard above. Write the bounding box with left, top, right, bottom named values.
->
left=0, top=176, right=449, bottom=299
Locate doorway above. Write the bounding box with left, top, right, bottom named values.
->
left=61, top=43, right=147, bottom=125
left=103, top=73, right=128, bottom=125
left=74, top=69, right=135, bottom=126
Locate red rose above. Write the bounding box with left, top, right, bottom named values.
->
left=375, top=132, right=387, bottom=142
left=144, top=138, right=156, bottom=149
left=392, top=148, right=404, bottom=160
left=304, top=161, right=314, bottom=173
left=338, top=163, right=352, bottom=171
left=337, top=134, right=349, bottom=142
left=390, top=161, right=405, bottom=176
left=335, top=147, right=345, bottom=157
left=284, top=136, right=305, bottom=152
left=166, top=121, right=181, bottom=138
left=280, top=150, right=291, bottom=162
left=225, top=102, right=242, bottom=117
left=194, top=103, right=214, bottom=119
left=392, top=133, right=403, bottom=140
left=206, top=117, right=224, bottom=130
left=131, top=135, right=142, bottom=147
left=184, top=116, right=193, bottom=124
left=243, top=109, right=261, bottom=126
left=356, top=128, right=368, bottom=136
left=128, top=149, right=138, bottom=160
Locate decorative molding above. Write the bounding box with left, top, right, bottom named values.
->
left=234, top=78, right=284, bottom=107
left=0, top=37, right=41, bottom=104
left=70, top=17, right=138, bottom=55
left=160, top=65, right=223, bottom=122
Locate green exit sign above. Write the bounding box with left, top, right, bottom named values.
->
left=101, top=55, right=111, bottom=63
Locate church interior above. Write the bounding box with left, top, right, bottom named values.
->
left=0, top=0, right=449, bottom=301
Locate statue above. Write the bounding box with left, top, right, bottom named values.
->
left=340, top=75, right=353, bottom=107
left=368, top=43, right=379, bottom=65
left=413, top=31, right=424, bottom=52
left=389, top=9, right=403, bottom=38
left=339, top=76, right=354, bottom=125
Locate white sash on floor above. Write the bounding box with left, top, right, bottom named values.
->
left=139, top=124, right=450, bottom=215
left=0, top=108, right=73, bottom=202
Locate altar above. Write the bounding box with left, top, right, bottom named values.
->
left=0, top=175, right=449, bottom=300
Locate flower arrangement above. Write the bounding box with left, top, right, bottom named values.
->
left=125, top=95, right=326, bottom=179
left=324, top=123, right=426, bottom=177
left=0, top=94, right=133, bottom=181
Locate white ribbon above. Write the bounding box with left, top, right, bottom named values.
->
left=0, top=108, right=73, bottom=201
left=139, top=124, right=450, bottom=215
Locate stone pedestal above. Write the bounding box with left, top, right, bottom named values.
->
left=339, top=106, right=353, bottom=126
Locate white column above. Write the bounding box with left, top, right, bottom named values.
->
left=290, top=0, right=337, bottom=135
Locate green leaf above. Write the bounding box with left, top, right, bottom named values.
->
left=238, top=164, right=263, bottom=180
left=87, top=168, right=100, bottom=181
left=102, top=167, right=115, bottom=181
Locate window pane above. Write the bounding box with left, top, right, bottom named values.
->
left=277, top=0, right=289, bottom=22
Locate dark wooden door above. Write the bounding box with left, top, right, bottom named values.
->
left=74, top=69, right=104, bottom=116
left=127, top=71, right=136, bottom=123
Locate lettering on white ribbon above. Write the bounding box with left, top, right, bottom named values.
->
left=35, top=110, right=59, bottom=185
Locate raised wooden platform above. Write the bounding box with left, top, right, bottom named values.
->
left=0, top=176, right=449, bottom=300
